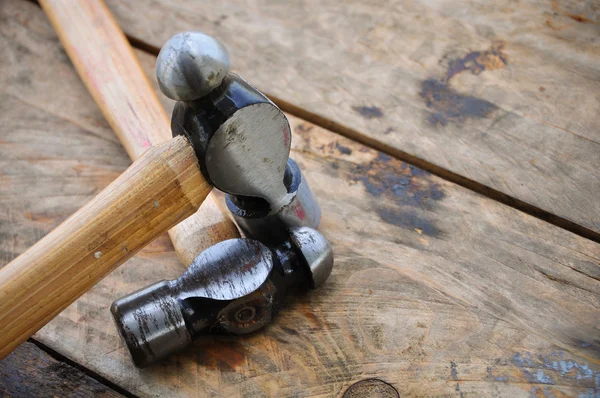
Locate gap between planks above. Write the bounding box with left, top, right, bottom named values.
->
left=127, top=34, right=600, bottom=245
left=28, top=338, right=139, bottom=398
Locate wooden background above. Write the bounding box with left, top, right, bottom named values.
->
left=0, top=0, right=599, bottom=397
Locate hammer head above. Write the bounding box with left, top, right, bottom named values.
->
left=157, top=32, right=320, bottom=244
left=110, top=227, right=333, bottom=367
left=156, top=31, right=230, bottom=101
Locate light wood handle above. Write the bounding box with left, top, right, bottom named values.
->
left=0, top=136, right=210, bottom=358
left=39, top=0, right=239, bottom=266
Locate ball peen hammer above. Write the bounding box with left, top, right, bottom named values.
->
left=39, top=0, right=240, bottom=266
left=0, top=17, right=320, bottom=360
left=112, top=226, right=333, bottom=367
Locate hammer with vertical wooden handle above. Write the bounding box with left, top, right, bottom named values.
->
left=39, top=0, right=240, bottom=266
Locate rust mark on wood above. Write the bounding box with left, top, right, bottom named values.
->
left=352, top=106, right=384, bottom=119
left=550, top=0, right=595, bottom=24
left=567, top=13, right=593, bottom=23
left=421, top=42, right=507, bottom=125
left=301, top=307, right=322, bottom=329
left=351, top=153, right=444, bottom=204
left=196, top=338, right=247, bottom=371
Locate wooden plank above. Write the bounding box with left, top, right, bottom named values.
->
left=0, top=342, right=124, bottom=398
left=2, top=1, right=600, bottom=397
left=106, top=0, right=600, bottom=237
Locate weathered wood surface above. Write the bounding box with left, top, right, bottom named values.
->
left=0, top=342, right=124, bottom=398
left=106, top=0, right=600, bottom=237
left=1, top=1, right=600, bottom=397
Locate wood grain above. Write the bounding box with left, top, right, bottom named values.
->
left=2, top=1, right=599, bottom=397
left=0, top=342, right=124, bottom=398
left=0, top=135, right=210, bottom=358
left=39, top=0, right=240, bottom=267
left=105, top=0, right=600, bottom=237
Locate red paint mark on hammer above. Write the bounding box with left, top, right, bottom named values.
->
left=283, top=126, right=291, bottom=148
left=293, top=202, right=306, bottom=221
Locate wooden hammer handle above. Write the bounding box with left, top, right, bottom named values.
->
left=39, top=0, right=239, bottom=266
left=0, top=135, right=210, bottom=358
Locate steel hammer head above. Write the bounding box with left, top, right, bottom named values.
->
left=156, top=32, right=320, bottom=243
left=110, top=227, right=333, bottom=367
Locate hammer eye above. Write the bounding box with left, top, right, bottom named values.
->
left=234, top=306, right=256, bottom=323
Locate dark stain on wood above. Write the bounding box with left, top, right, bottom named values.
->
left=420, top=79, right=498, bottom=125
left=445, top=41, right=508, bottom=82
left=376, top=207, right=441, bottom=238
left=350, top=153, right=444, bottom=236
left=213, top=14, right=228, bottom=26
left=352, top=153, right=444, bottom=205
left=343, top=379, right=399, bottom=398
left=294, top=123, right=314, bottom=134
left=336, top=142, right=352, bottom=155
left=352, top=106, right=384, bottom=119
left=450, top=360, right=458, bottom=381
left=572, top=338, right=600, bottom=361
left=0, top=342, right=124, bottom=397
left=421, top=42, right=507, bottom=125
left=280, top=326, right=299, bottom=335
left=317, top=141, right=355, bottom=156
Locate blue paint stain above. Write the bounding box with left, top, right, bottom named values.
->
left=450, top=361, right=458, bottom=381
left=534, top=370, right=555, bottom=385
left=578, top=390, right=600, bottom=398
left=487, top=366, right=509, bottom=383
left=513, top=352, right=534, bottom=368
left=512, top=351, right=600, bottom=394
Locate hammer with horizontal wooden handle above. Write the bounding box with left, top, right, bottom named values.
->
left=0, top=30, right=321, bottom=358
left=39, top=0, right=240, bottom=266
left=0, top=135, right=208, bottom=358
